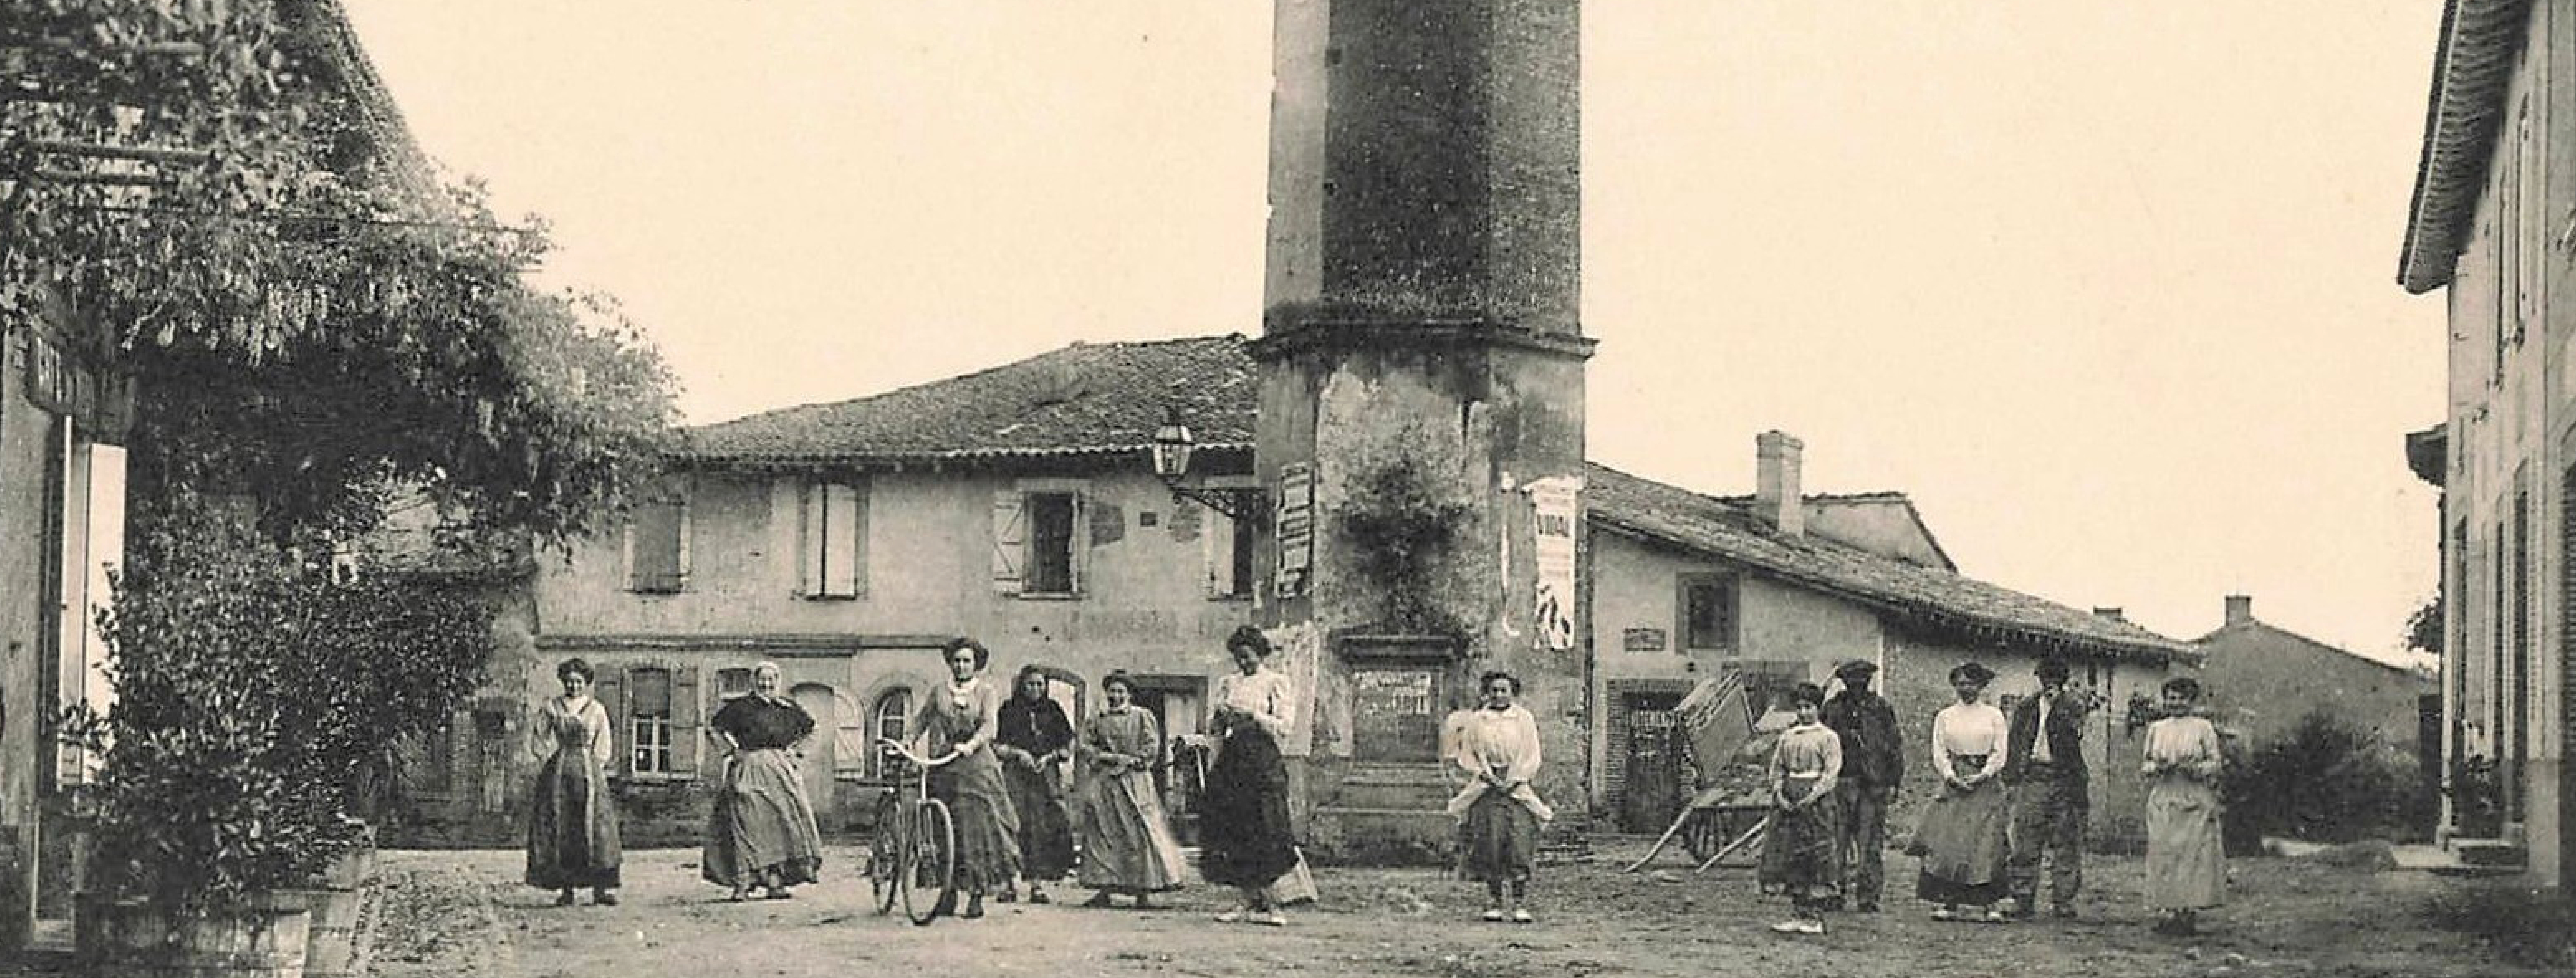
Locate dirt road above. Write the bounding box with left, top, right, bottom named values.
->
left=367, top=840, right=2553, bottom=978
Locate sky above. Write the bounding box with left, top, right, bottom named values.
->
left=345, top=0, right=2450, bottom=663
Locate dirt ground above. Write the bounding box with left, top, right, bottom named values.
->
left=365, top=839, right=2559, bottom=978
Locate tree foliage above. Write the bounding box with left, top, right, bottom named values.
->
left=6, top=2, right=678, bottom=547
left=62, top=495, right=493, bottom=909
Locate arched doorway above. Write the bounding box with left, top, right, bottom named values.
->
left=790, top=683, right=838, bottom=824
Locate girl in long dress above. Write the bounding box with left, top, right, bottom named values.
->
left=2141, top=676, right=2227, bottom=936
left=995, top=665, right=1076, bottom=904
left=1914, top=662, right=2012, bottom=922
left=910, top=637, right=1023, bottom=919
left=702, top=661, right=825, bottom=900
left=1447, top=671, right=1552, bottom=923
left=1757, top=682, right=1843, bottom=936
left=1074, top=670, right=1188, bottom=908
left=526, top=658, right=622, bottom=906
left=1200, top=625, right=1303, bottom=926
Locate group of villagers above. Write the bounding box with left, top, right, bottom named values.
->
left=523, top=635, right=2222, bottom=940
left=1757, top=656, right=2228, bottom=938
left=518, top=625, right=1326, bottom=923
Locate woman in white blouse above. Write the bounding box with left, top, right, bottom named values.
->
left=1912, top=662, right=2012, bottom=921
left=1199, top=625, right=1302, bottom=926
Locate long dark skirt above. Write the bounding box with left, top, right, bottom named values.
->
left=1199, top=726, right=1299, bottom=890
left=932, top=748, right=1024, bottom=894
left=1914, top=775, right=2011, bottom=905
left=1459, top=792, right=1539, bottom=885
left=702, top=748, right=823, bottom=889
left=527, top=751, right=622, bottom=890
left=1757, top=782, right=1843, bottom=903
left=1004, top=763, right=1075, bottom=880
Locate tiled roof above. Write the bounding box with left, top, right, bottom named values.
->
left=682, top=334, right=2186, bottom=661
left=2192, top=619, right=2421, bottom=677
left=1588, top=464, right=2193, bottom=663
left=677, top=335, right=1256, bottom=464
left=2399, top=0, right=2533, bottom=294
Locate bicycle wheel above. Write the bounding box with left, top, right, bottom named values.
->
left=902, top=798, right=956, bottom=926
left=871, top=795, right=902, bottom=915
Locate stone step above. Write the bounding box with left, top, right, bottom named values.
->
left=2451, top=838, right=2528, bottom=868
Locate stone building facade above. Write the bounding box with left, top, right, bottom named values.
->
left=2395, top=0, right=2576, bottom=886
left=382, top=336, right=2195, bottom=854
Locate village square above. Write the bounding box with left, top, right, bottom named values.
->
left=1, top=0, right=2573, bottom=976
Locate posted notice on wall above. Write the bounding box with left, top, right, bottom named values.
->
left=1526, top=475, right=1581, bottom=651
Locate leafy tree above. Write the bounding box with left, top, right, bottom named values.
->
left=2405, top=591, right=2443, bottom=656
left=6, top=2, right=678, bottom=548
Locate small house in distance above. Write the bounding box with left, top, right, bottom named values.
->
left=2191, top=595, right=2435, bottom=763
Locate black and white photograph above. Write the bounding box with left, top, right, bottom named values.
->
left=0, top=1, right=2564, bottom=975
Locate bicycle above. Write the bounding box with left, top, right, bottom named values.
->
left=870, top=740, right=960, bottom=926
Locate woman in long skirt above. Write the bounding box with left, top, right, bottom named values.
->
left=1074, top=670, right=1188, bottom=908
left=1200, top=625, right=1303, bottom=926
left=1757, top=682, right=1843, bottom=936
left=1914, top=662, right=2012, bottom=922
left=911, top=637, right=1023, bottom=919
left=2142, top=676, right=2226, bottom=936
left=703, top=661, right=825, bottom=900
left=526, top=658, right=621, bottom=906
left=1447, top=671, right=1552, bottom=923
left=996, top=665, right=1076, bottom=904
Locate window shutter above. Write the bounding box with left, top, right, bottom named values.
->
left=833, top=691, right=869, bottom=777
left=671, top=665, right=701, bottom=776
left=1204, top=501, right=1235, bottom=597
left=1067, top=491, right=1088, bottom=595
left=592, top=668, right=627, bottom=776
left=825, top=482, right=862, bottom=597
left=991, top=490, right=1026, bottom=594
left=795, top=481, right=818, bottom=597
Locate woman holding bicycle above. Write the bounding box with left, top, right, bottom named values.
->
left=1199, top=625, right=1303, bottom=926
left=908, top=637, right=1023, bottom=918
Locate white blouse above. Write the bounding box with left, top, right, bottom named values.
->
left=1214, top=669, right=1293, bottom=741
left=1929, top=701, right=2009, bottom=781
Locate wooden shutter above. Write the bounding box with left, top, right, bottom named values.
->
left=991, top=490, right=1026, bottom=594
left=795, top=481, right=817, bottom=597
left=826, top=482, right=862, bottom=597
left=593, top=668, right=627, bottom=776
left=1204, top=500, right=1234, bottom=597
left=1066, top=491, right=1088, bottom=595
left=671, top=666, right=701, bottom=776
left=833, top=691, right=869, bottom=777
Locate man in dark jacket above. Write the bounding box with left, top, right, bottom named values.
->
left=1821, top=659, right=1902, bottom=912
left=2003, top=656, right=2093, bottom=919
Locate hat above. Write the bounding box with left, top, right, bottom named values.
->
left=2034, top=656, right=2072, bottom=681
left=1948, top=662, right=1996, bottom=687
left=1832, top=659, right=1879, bottom=679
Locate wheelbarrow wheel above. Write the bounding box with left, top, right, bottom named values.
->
left=1681, top=810, right=1722, bottom=862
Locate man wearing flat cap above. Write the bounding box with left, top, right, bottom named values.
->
left=1821, top=659, right=1902, bottom=912
left=2003, top=656, right=2094, bottom=919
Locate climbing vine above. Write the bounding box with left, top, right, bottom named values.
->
left=1332, top=451, right=1475, bottom=635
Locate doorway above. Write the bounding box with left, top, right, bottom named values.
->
left=1619, top=691, right=1686, bottom=834
left=790, top=683, right=838, bottom=824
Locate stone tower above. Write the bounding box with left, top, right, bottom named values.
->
left=1250, top=0, right=1590, bottom=860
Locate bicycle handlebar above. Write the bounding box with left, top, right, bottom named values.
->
left=877, top=738, right=961, bottom=769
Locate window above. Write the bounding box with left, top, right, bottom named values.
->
left=991, top=486, right=1085, bottom=597
left=630, top=667, right=674, bottom=775
left=1026, top=492, right=1078, bottom=594
left=1679, top=574, right=1738, bottom=651
left=627, top=485, right=689, bottom=594
left=715, top=667, right=753, bottom=701
left=1205, top=489, right=1260, bottom=599
left=799, top=479, right=867, bottom=598
left=868, top=688, right=913, bottom=780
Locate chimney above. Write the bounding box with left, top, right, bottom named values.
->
left=2092, top=607, right=2126, bottom=623
left=2224, top=595, right=2253, bottom=626
left=1755, top=431, right=1804, bottom=537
